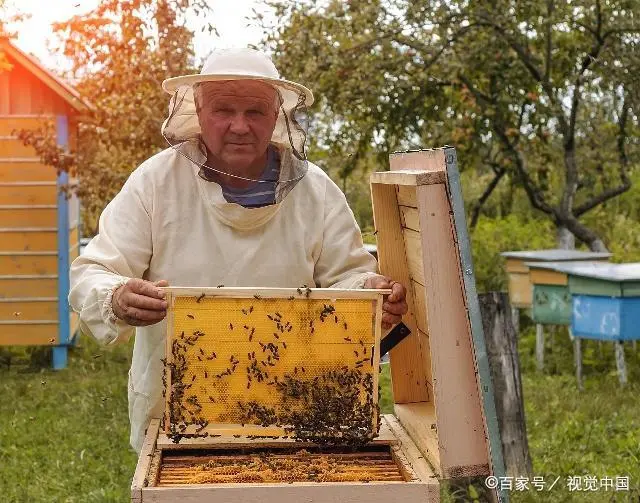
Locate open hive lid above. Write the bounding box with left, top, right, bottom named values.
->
left=160, top=287, right=389, bottom=446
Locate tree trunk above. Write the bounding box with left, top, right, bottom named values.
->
left=479, top=292, right=533, bottom=478
left=556, top=226, right=575, bottom=250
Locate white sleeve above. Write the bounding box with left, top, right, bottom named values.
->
left=313, top=178, right=379, bottom=289
left=68, top=166, right=153, bottom=345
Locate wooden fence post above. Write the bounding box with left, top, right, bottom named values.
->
left=479, top=292, right=533, bottom=478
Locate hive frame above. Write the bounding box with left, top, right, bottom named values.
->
left=162, top=287, right=389, bottom=441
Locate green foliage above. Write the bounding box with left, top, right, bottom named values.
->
left=260, top=0, right=640, bottom=249
left=471, top=215, right=556, bottom=292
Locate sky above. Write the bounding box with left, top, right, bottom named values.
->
left=4, top=0, right=269, bottom=72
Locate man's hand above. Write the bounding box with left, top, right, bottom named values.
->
left=112, top=278, right=169, bottom=326
left=364, top=275, right=408, bottom=330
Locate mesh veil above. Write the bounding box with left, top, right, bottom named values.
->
left=161, top=82, right=310, bottom=204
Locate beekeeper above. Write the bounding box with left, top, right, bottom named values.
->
left=69, top=48, right=408, bottom=453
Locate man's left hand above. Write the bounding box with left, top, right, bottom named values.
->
left=364, top=275, right=408, bottom=330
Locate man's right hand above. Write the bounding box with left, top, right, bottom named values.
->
left=112, top=278, right=169, bottom=326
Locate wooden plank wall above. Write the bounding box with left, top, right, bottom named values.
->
left=0, top=50, right=83, bottom=347
left=0, top=115, right=61, bottom=346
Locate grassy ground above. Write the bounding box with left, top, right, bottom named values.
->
left=1, top=327, right=640, bottom=502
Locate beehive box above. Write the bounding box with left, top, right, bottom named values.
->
left=132, top=287, right=440, bottom=502
left=500, top=250, right=611, bottom=309
left=527, top=261, right=578, bottom=325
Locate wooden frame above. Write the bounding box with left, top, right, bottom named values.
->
left=161, top=286, right=388, bottom=439
left=371, top=148, right=507, bottom=501
left=132, top=416, right=440, bottom=503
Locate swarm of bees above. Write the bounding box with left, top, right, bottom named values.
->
left=163, top=290, right=380, bottom=447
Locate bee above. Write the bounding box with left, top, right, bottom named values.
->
left=197, top=356, right=202, bottom=361
left=92, top=354, right=102, bottom=359
left=354, top=350, right=359, bottom=357
left=249, top=306, right=254, bottom=313
left=229, top=323, right=233, bottom=330
left=253, top=294, right=262, bottom=299
left=217, top=284, right=224, bottom=288
left=241, top=309, right=248, bottom=315
left=204, top=371, right=208, bottom=378
left=196, top=293, right=206, bottom=303
left=282, top=342, right=287, bottom=349
left=274, top=333, right=280, bottom=339
left=294, top=367, right=298, bottom=374
left=344, top=337, right=351, bottom=342
left=296, top=287, right=302, bottom=294
left=191, top=375, right=196, bottom=382
left=233, top=434, right=241, bottom=438
left=334, top=315, right=338, bottom=323
left=344, top=322, right=348, bottom=330
left=187, top=314, right=195, bottom=320
left=301, top=367, right=305, bottom=373
left=199, top=348, right=205, bottom=355
left=288, top=296, right=295, bottom=300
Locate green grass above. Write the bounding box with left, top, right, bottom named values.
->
left=0, top=336, right=136, bottom=502
left=2, top=328, right=640, bottom=502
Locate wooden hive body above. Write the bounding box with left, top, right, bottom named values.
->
left=132, top=287, right=440, bottom=502
left=501, top=250, right=611, bottom=309
left=370, top=148, right=507, bottom=501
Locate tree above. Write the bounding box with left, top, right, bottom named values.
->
left=261, top=0, right=639, bottom=250
left=18, top=0, right=213, bottom=235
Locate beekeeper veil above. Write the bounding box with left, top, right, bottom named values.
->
left=161, top=48, right=313, bottom=204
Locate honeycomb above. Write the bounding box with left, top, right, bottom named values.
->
left=157, top=448, right=406, bottom=485
left=163, top=291, right=382, bottom=444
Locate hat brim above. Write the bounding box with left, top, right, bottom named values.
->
left=162, top=74, right=314, bottom=106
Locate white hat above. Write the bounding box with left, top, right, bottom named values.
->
left=162, top=48, right=314, bottom=106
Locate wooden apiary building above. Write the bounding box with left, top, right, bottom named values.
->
left=0, top=36, right=92, bottom=368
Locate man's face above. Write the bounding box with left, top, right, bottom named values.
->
left=195, top=80, right=279, bottom=171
